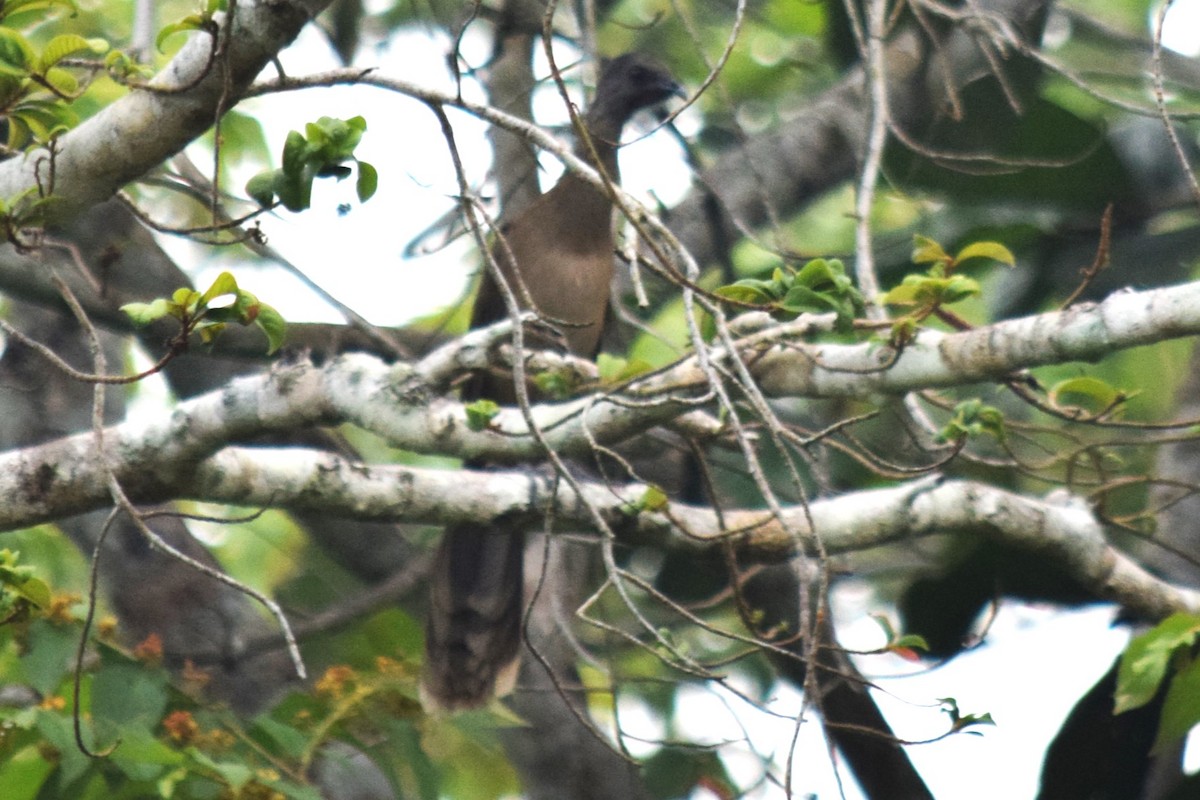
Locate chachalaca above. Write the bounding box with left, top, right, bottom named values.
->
left=422, top=54, right=682, bottom=710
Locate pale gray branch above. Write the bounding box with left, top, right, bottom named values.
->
left=4, top=280, right=1200, bottom=535
left=180, top=451, right=1200, bottom=623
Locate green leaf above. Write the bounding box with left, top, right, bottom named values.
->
left=880, top=279, right=925, bottom=307
left=1116, top=613, right=1200, bottom=714
left=0, top=0, right=78, bottom=22
left=639, top=485, right=669, bottom=513
left=254, top=303, right=287, bottom=355
left=275, top=164, right=315, bottom=212
left=281, top=129, right=309, bottom=177
left=912, top=234, right=950, bottom=266
left=941, top=275, right=981, bottom=304
left=39, top=66, right=77, bottom=95
left=532, top=369, right=575, bottom=399
left=793, top=257, right=841, bottom=289
left=954, top=240, right=1015, bottom=268
left=1049, top=376, right=1125, bottom=416
left=714, top=283, right=772, bottom=305
left=245, top=169, right=279, bottom=207
left=597, top=353, right=652, bottom=383
left=172, top=287, right=200, bottom=311
left=91, top=659, right=169, bottom=727
left=121, top=298, right=176, bottom=325
left=779, top=283, right=836, bottom=314
left=356, top=160, right=378, bottom=202
left=197, top=321, right=227, bottom=345
left=36, top=33, right=108, bottom=73
left=1155, top=654, right=1200, bottom=752
left=0, top=744, right=55, bottom=800
left=465, top=399, right=500, bottom=431
left=155, top=15, right=206, bottom=53
left=199, top=271, right=239, bottom=305
left=938, top=398, right=1006, bottom=443
left=0, top=27, right=35, bottom=70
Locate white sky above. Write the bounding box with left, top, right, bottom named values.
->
left=149, top=3, right=1200, bottom=797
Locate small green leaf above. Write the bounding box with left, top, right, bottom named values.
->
left=356, top=160, right=378, bottom=202
left=254, top=303, right=287, bottom=355
left=793, top=257, right=839, bottom=288
left=275, top=164, right=315, bottom=212
left=533, top=369, right=575, bottom=399
left=1116, top=613, right=1200, bottom=714
left=199, top=271, right=239, bottom=305
left=465, top=399, right=501, bottom=431
left=954, top=241, right=1015, bottom=268
left=245, top=170, right=278, bottom=207
left=597, top=353, right=652, bottom=383
left=281, top=129, right=309, bottom=177
left=0, top=27, right=35, bottom=70
left=197, top=321, right=227, bottom=345
left=938, top=398, right=1006, bottom=443
left=639, top=485, right=669, bottom=513
left=892, top=634, right=929, bottom=652
left=880, top=279, right=925, bottom=307
left=171, top=287, right=201, bottom=310
left=36, top=33, right=107, bottom=73
left=1049, top=376, right=1125, bottom=416
left=121, top=298, right=176, bottom=325
left=941, top=275, right=981, bottom=304
left=1154, top=654, right=1200, bottom=752
left=38, top=66, right=77, bottom=95
left=155, top=16, right=206, bottom=53
left=912, top=234, right=950, bottom=266
left=714, top=283, right=773, bottom=305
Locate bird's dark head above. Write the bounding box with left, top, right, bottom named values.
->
left=592, top=53, right=683, bottom=122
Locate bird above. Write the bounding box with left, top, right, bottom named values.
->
left=422, top=53, right=683, bottom=711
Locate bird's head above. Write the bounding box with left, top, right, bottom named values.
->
left=592, top=53, right=684, bottom=123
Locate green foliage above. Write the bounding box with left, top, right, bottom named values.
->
left=155, top=0, right=227, bottom=53
left=882, top=234, right=1014, bottom=343
left=1116, top=613, right=1200, bottom=751
left=938, top=697, right=995, bottom=735
left=870, top=613, right=930, bottom=661
left=0, top=529, right=509, bottom=800
left=938, top=399, right=1007, bottom=444
left=0, top=20, right=108, bottom=150
left=0, top=548, right=49, bottom=621
left=121, top=271, right=287, bottom=354
left=596, top=352, right=654, bottom=385
left=1047, top=376, right=1131, bottom=419
left=532, top=367, right=578, bottom=399
left=246, top=116, right=378, bottom=212
left=625, top=484, right=669, bottom=515
left=463, top=399, right=500, bottom=431
left=0, top=0, right=79, bottom=24
left=714, top=257, right=865, bottom=331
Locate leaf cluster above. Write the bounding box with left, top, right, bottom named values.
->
left=715, top=257, right=864, bottom=331
left=0, top=548, right=49, bottom=623
left=246, top=116, right=378, bottom=212
left=883, top=235, right=1014, bottom=344
left=121, top=271, right=286, bottom=355
left=0, top=20, right=108, bottom=150
left=1116, top=613, right=1200, bottom=753
left=938, top=398, right=1006, bottom=444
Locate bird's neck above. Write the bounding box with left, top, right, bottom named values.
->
left=575, top=101, right=630, bottom=182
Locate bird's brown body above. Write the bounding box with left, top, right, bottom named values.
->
left=422, top=54, right=681, bottom=710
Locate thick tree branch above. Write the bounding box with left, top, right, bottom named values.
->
left=6, top=278, right=1200, bottom=532
left=164, top=453, right=1200, bottom=622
